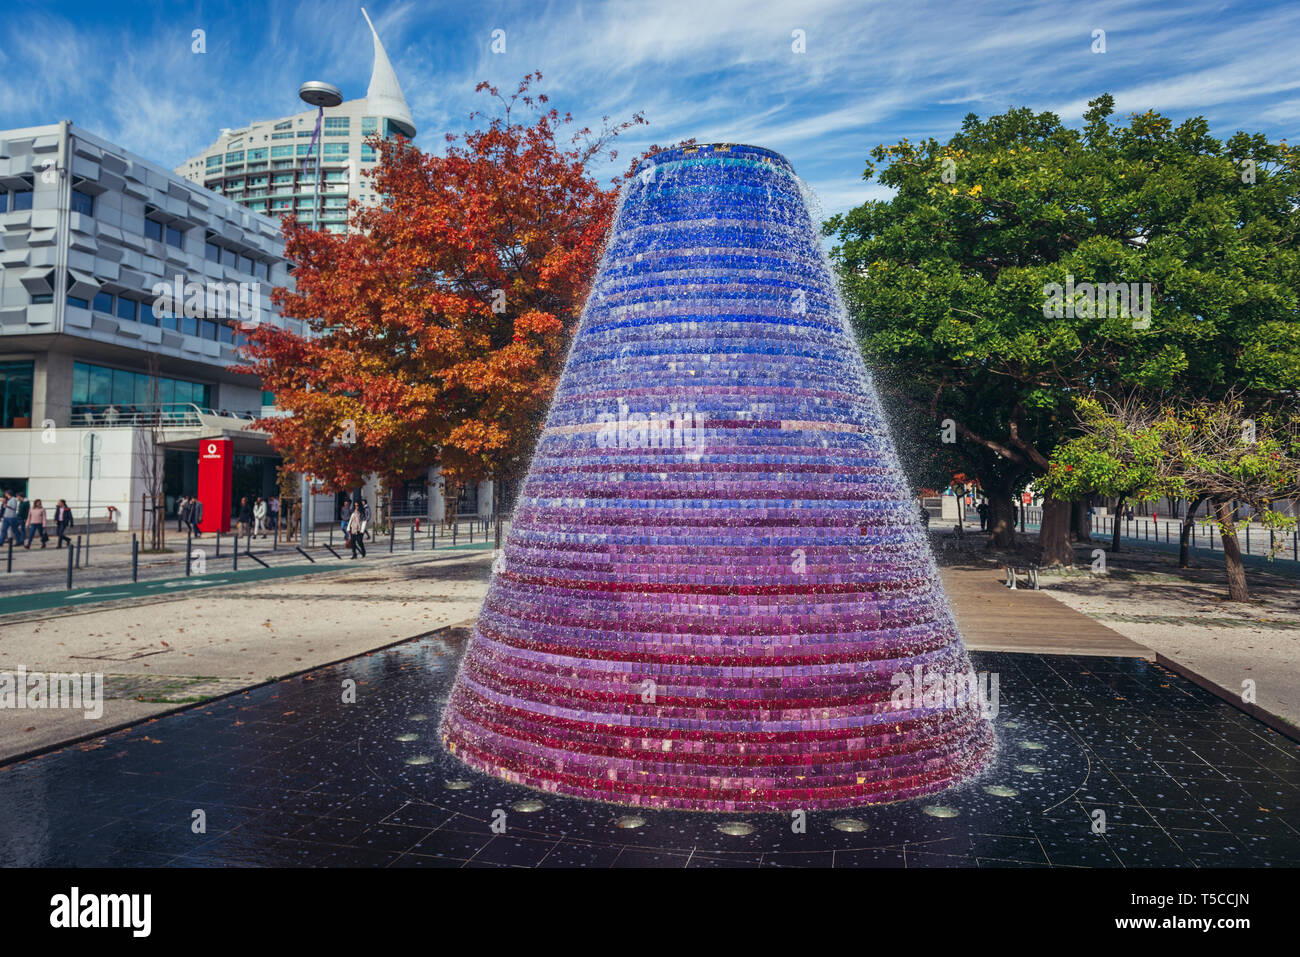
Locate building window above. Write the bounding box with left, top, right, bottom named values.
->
left=205, top=240, right=221, bottom=262
left=71, top=361, right=211, bottom=419
left=221, top=247, right=237, bottom=268
left=361, top=116, right=378, bottom=134
left=323, top=116, right=350, bottom=131
left=297, top=131, right=316, bottom=138
left=0, top=361, right=35, bottom=429
left=271, top=132, right=294, bottom=141
left=93, top=291, right=114, bottom=313
left=247, top=148, right=267, bottom=161
left=0, top=192, right=6, bottom=213
left=274, top=120, right=292, bottom=131
left=71, top=189, right=94, bottom=217
left=225, top=151, right=244, bottom=163
left=116, top=297, right=137, bottom=322
left=165, top=224, right=184, bottom=248
left=205, top=155, right=223, bottom=169
left=145, top=218, right=163, bottom=242
left=13, top=189, right=33, bottom=211
left=361, top=145, right=377, bottom=162
left=270, top=146, right=294, bottom=158
left=322, top=142, right=349, bottom=157
left=66, top=292, right=89, bottom=309
left=239, top=254, right=253, bottom=275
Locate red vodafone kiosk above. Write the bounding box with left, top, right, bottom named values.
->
left=197, top=438, right=233, bottom=533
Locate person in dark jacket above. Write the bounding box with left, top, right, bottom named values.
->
left=188, top=495, right=203, bottom=538
left=54, top=499, right=74, bottom=548
left=176, top=496, right=187, bottom=533
left=237, top=497, right=253, bottom=538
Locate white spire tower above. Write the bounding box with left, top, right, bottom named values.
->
left=361, top=7, right=416, bottom=138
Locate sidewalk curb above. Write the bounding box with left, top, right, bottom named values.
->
left=1153, top=653, right=1300, bottom=744
left=0, top=618, right=478, bottom=768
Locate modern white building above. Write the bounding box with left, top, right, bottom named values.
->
left=0, top=120, right=303, bottom=531
left=174, top=8, right=416, bottom=234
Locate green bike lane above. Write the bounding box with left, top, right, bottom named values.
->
left=0, top=540, right=499, bottom=617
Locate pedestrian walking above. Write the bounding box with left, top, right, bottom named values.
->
left=976, top=501, right=989, bottom=530
left=347, top=503, right=367, bottom=558
left=268, top=495, right=280, bottom=532
left=24, top=499, right=48, bottom=548
left=176, top=496, right=187, bottom=533
left=237, top=496, right=253, bottom=538
left=0, top=492, right=17, bottom=546
left=361, top=499, right=372, bottom=541
left=54, top=499, right=74, bottom=548
left=14, top=494, right=29, bottom=540
left=253, top=496, right=268, bottom=538
left=188, top=495, right=204, bottom=537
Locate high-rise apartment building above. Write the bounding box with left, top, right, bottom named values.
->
left=175, top=9, right=415, bottom=232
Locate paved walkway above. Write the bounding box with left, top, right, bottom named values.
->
left=940, top=565, right=1151, bottom=658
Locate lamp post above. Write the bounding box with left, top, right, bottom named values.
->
left=296, top=80, right=343, bottom=548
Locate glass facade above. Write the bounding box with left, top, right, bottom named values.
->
left=0, top=361, right=35, bottom=429
left=72, top=362, right=211, bottom=418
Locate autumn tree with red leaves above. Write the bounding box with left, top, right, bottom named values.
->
left=236, top=73, right=646, bottom=496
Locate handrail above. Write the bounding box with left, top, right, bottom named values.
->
left=70, top=403, right=263, bottom=428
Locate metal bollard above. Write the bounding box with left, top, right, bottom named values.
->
left=410, top=522, right=415, bottom=551
left=75, top=536, right=82, bottom=569
left=186, top=531, right=193, bottom=576
left=389, top=521, right=395, bottom=554
left=233, top=538, right=238, bottom=571
left=132, top=534, right=139, bottom=582
left=66, top=542, right=74, bottom=589
left=215, top=531, right=221, bottom=558
left=5, top=538, right=11, bottom=573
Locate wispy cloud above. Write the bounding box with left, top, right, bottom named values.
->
left=2, top=0, right=1295, bottom=215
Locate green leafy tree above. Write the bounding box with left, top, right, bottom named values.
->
left=827, top=95, right=1300, bottom=560
left=1046, top=395, right=1300, bottom=600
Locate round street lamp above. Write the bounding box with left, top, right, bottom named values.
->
left=295, top=80, right=343, bottom=547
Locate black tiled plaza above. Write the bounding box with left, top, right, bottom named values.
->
left=1, top=628, right=1296, bottom=868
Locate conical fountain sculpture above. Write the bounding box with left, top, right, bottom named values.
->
left=440, top=143, right=994, bottom=811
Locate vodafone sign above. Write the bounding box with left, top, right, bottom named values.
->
left=197, top=438, right=233, bottom=533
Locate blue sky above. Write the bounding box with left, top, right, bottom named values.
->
left=2, top=0, right=1296, bottom=216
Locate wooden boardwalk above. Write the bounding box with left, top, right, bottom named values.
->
left=940, top=566, right=1153, bottom=659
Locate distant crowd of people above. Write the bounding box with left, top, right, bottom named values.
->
left=3, top=488, right=372, bottom=559
left=0, top=491, right=76, bottom=549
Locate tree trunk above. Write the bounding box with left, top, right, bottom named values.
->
left=1039, top=495, right=1075, bottom=566
left=1178, top=495, right=1206, bottom=568
left=1213, top=498, right=1250, bottom=601
left=1069, top=500, right=1091, bottom=542
left=1111, top=493, right=1126, bottom=553
left=982, top=481, right=1017, bottom=548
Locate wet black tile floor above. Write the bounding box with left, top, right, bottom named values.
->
left=1, top=629, right=1297, bottom=868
